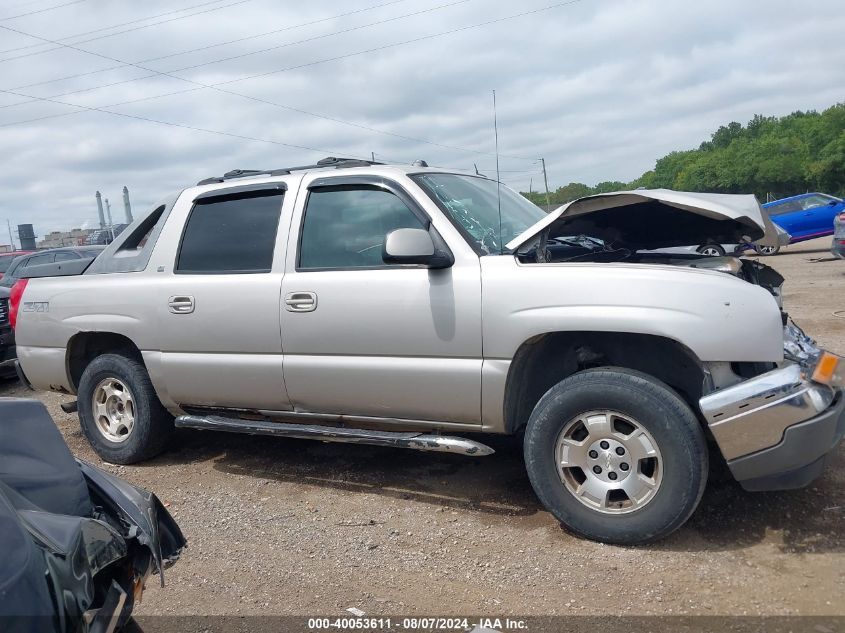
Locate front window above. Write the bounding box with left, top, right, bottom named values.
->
left=298, top=186, right=426, bottom=270
left=799, top=194, right=838, bottom=210
left=412, top=173, right=546, bottom=254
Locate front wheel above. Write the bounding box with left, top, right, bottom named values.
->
left=77, top=353, right=174, bottom=464
left=523, top=367, right=708, bottom=544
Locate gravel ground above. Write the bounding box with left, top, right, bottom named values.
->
left=2, top=236, right=844, bottom=617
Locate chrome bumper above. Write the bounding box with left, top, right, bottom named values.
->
left=699, top=363, right=837, bottom=461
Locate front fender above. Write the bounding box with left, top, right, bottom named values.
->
left=481, top=258, right=783, bottom=363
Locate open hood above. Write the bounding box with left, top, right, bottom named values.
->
left=506, top=189, right=784, bottom=252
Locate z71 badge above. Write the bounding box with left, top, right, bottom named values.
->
left=22, top=301, right=49, bottom=313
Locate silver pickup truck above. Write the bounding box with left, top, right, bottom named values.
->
left=10, top=157, right=845, bottom=544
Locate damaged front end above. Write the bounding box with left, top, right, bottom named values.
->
left=699, top=322, right=845, bottom=491
left=510, top=188, right=789, bottom=305
left=0, top=399, right=185, bottom=633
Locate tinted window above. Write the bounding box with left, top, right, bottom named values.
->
left=26, top=253, right=55, bottom=266
left=53, top=252, right=78, bottom=262
left=177, top=192, right=283, bottom=273
left=0, top=257, right=14, bottom=273
left=299, top=187, right=425, bottom=269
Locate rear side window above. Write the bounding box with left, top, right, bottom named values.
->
left=53, top=252, right=78, bottom=262
left=176, top=191, right=284, bottom=273
left=26, top=253, right=56, bottom=266
left=298, top=187, right=425, bottom=269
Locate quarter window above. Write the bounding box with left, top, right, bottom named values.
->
left=298, top=187, right=426, bottom=269
left=176, top=191, right=284, bottom=273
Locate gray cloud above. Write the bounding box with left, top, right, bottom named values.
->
left=0, top=0, right=844, bottom=238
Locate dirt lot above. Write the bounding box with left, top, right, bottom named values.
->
left=3, top=236, right=845, bottom=617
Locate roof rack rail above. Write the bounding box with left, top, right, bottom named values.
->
left=196, top=156, right=384, bottom=185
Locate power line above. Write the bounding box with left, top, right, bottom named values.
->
left=0, top=0, right=252, bottom=60
left=0, top=1, right=504, bottom=161
left=0, top=0, right=584, bottom=161
left=0, top=0, right=87, bottom=22
left=0, top=0, right=538, bottom=161
left=0, top=0, right=232, bottom=54
left=1, top=0, right=470, bottom=105
left=8, top=0, right=413, bottom=91
left=0, top=83, right=368, bottom=158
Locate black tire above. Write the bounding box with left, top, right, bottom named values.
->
left=754, top=244, right=780, bottom=256
left=523, top=367, right=708, bottom=544
left=696, top=244, right=725, bottom=256
left=77, top=353, right=174, bottom=464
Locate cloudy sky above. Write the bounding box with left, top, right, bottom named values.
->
left=0, top=0, right=843, bottom=240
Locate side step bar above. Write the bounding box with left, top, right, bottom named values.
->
left=174, top=414, right=495, bottom=456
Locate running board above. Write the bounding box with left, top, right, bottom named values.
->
left=174, top=414, right=494, bottom=456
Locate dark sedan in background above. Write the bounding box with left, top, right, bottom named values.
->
left=0, top=245, right=105, bottom=288
left=0, top=247, right=104, bottom=377
left=0, top=250, right=34, bottom=281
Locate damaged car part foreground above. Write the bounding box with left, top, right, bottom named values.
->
left=0, top=399, right=185, bottom=633
left=11, top=160, right=845, bottom=544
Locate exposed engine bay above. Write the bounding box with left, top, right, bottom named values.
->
left=510, top=190, right=788, bottom=307
left=517, top=235, right=785, bottom=307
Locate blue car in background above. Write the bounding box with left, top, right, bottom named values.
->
left=757, top=192, right=845, bottom=255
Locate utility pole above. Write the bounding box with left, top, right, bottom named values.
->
left=6, top=219, right=14, bottom=250
left=540, top=157, right=551, bottom=209
left=371, top=151, right=375, bottom=162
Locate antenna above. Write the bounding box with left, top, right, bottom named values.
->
left=493, top=90, right=503, bottom=254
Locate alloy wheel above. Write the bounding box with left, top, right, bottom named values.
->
left=92, top=377, right=136, bottom=443
left=555, top=410, right=663, bottom=514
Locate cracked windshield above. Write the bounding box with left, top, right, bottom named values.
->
left=413, top=173, right=546, bottom=254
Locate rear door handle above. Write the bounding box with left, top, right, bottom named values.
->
left=285, top=291, right=317, bottom=312
left=168, top=295, right=195, bottom=314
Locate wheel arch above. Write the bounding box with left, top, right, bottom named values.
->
left=503, top=331, right=706, bottom=434
left=66, top=331, right=145, bottom=392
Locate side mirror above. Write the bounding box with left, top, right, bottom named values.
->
left=382, top=228, right=453, bottom=268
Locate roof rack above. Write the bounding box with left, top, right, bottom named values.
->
left=196, top=156, right=384, bottom=186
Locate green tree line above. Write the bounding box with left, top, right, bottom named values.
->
left=522, top=102, right=845, bottom=207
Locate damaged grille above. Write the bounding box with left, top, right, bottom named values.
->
left=0, top=298, right=8, bottom=327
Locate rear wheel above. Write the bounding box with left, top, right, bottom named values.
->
left=523, top=367, right=708, bottom=544
left=696, top=244, right=725, bottom=257
left=754, top=244, right=780, bottom=256
left=78, top=354, right=173, bottom=464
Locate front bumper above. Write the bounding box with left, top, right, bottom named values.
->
left=700, top=359, right=845, bottom=491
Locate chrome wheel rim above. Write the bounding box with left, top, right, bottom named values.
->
left=699, top=246, right=721, bottom=256
left=555, top=410, right=663, bottom=514
left=758, top=246, right=776, bottom=255
left=92, top=377, right=135, bottom=443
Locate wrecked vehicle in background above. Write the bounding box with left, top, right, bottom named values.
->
left=0, top=399, right=185, bottom=633
left=9, top=159, right=845, bottom=545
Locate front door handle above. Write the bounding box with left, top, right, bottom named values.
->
left=285, top=291, right=317, bottom=312
left=168, top=295, right=195, bottom=314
